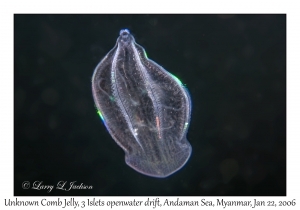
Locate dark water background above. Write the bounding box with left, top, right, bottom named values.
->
left=14, top=14, right=286, bottom=196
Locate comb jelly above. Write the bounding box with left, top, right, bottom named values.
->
left=92, top=29, right=192, bottom=178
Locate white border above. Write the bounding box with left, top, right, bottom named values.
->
left=1, top=0, right=299, bottom=209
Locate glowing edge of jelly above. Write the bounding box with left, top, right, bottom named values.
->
left=97, top=110, right=104, bottom=122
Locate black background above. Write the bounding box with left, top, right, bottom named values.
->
left=14, top=14, right=286, bottom=196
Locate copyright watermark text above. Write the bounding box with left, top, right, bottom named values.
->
left=22, top=181, right=93, bottom=193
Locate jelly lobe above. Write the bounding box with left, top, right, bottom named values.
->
left=92, top=29, right=192, bottom=178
